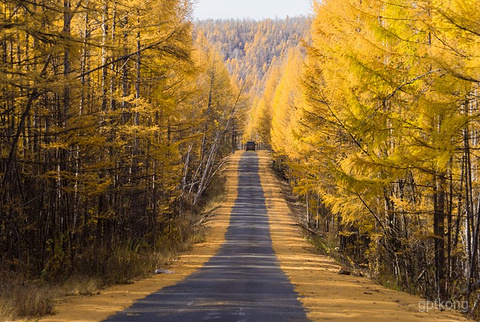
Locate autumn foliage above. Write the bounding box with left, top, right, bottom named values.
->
left=251, top=0, right=480, bottom=317
left=0, top=0, right=243, bottom=301
left=3, top=0, right=480, bottom=319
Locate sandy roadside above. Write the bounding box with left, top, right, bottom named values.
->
left=257, top=150, right=469, bottom=321
left=39, top=152, right=241, bottom=322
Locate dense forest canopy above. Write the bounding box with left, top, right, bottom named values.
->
left=248, top=0, right=480, bottom=318
left=0, top=0, right=245, bottom=302
left=195, top=17, right=310, bottom=95
left=3, top=0, right=480, bottom=319
left=194, top=17, right=310, bottom=144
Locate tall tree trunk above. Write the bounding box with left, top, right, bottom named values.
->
left=101, top=0, right=109, bottom=111
left=434, top=173, right=446, bottom=301
left=110, top=0, right=117, bottom=110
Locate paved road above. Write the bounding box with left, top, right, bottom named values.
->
left=105, top=153, right=308, bottom=321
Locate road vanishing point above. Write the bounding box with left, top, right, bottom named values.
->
left=105, top=152, right=308, bottom=321
left=43, top=151, right=468, bottom=321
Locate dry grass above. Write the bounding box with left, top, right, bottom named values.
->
left=0, top=272, right=106, bottom=321
left=0, top=173, right=225, bottom=321
left=0, top=279, right=54, bottom=321
left=36, top=155, right=238, bottom=322
left=0, top=233, right=206, bottom=321
left=60, top=276, right=102, bottom=297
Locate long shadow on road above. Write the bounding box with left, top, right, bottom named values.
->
left=105, top=152, right=308, bottom=321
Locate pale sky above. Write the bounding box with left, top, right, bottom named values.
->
left=193, top=0, right=313, bottom=20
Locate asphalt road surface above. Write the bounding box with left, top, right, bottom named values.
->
left=105, top=153, right=308, bottom=321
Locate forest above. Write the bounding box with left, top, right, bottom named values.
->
left=0, top=0, right=246, bottom=317
left=2, top=0, right=480, bottom=319
left=195, top=17, right=310, bottom=95
left=249, top=0, right=480, bottom=319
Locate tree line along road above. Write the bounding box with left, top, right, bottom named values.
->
left=42, top=151, right=470, bottom=322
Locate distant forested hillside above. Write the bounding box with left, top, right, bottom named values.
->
left=194, top=17, right=310, bottom=94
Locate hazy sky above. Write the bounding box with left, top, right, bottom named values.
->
left=193, top=0, right=313, bottom=20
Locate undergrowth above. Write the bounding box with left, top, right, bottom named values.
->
left=0, top=172, right=226, bottom=321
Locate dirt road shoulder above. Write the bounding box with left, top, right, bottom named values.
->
left=257, top=150, right=469, bottom=321
left=40, top=153, right=241, bottom=322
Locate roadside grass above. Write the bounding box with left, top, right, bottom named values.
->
left=0, top=225, right=206, bottom=321
left=0, top=274, right=54, bottom=320
left=200, top=172, right=228, bottom=216
left=0, top=171, right=227, bottom=321
left=272, top=162, right=371, bottom=276
left=273, top=161, right=417, bottom=294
